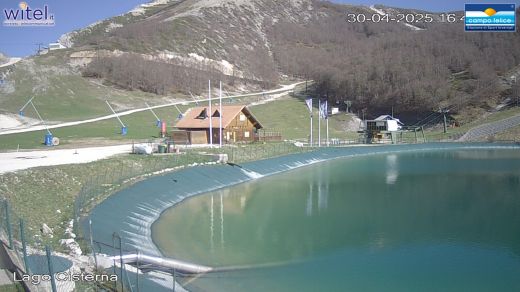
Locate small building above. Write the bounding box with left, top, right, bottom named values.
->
left=175, top=105, right=263, bottom=144
left=374, top=115, right=404, bottom=129
left=48, top=42, right=66, bottom=51
left=360, top=115, right=403, bottom=144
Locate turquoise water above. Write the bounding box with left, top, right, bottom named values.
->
left=152, top=149, right=520, bottom=291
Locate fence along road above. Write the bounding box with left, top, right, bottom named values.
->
left=0, top=82, right=305, bottom=136
left=458, top=113, right=520, bottom=141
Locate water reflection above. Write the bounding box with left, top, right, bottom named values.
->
left=317, top=168, right=329, bottom=212
left=305, top=171, right=330, bottom=216
left=153, top=150, right=520, bottom=268
left=220, top=193, right=224, bottom=247
left=306, top=183, right=313, bottom=217
left=386, top=154, right=399, bottom=185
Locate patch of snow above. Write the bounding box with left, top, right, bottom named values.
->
left=0, top=113, right=41, bottom=130
left=369, top=5, right=386, bottom=16
left=130, top=0, right=173, bottom=16
left=58, top=32, right=74, bottom=48
left=188, top=53, right=205, bottom=62
left=0, top=144, right=133, bottom=174
left=157, top=51, right=243, bottom=77
left=163, top=0, right=256, bottom=21
left=0, top=57, right=22, bottom=68
left=404, top=23, right=425, bottom=31
left=105, top=22, right=123, bottom=33
left=369, top=5, right=425, bottom=31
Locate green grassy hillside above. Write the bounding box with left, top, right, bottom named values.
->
left=0, top=51, right=171, bottom=121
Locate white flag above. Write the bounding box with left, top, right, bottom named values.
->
left=305, top=98, right=313, bottom=114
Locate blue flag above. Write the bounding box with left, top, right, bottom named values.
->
left=319, top=100, right=328, bottom=119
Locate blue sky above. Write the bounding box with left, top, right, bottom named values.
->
left=0, top=0, right=518, bottom=57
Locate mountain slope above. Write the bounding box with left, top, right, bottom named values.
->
left=2, top=0, right=520, bottom=124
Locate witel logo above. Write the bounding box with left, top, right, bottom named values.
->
left=3, top=2, right=55, bottom=27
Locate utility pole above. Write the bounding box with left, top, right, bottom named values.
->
left=35, top=43, right=44, bottom=55
left=439, top=108, right=449, bottom=134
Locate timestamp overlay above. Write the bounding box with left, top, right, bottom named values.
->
left=346, top=12, right=465, bottom=25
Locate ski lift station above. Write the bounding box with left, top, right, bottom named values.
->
left=360, top=115, right=404, bottom=144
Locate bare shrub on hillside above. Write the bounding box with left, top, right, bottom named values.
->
left=268, top=2, right=520, bottom=115
left=82, top=53, right=275, bottom=95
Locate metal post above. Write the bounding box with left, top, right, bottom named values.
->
left=209, top=80, right=213, bottom=147
left=318, top=99, right=321, bottom=147
left=310, top=109, right=313, bottom=147
left=219, top=81, right=223, bottom=148
left=188, top=91, right=200, bottom=105
left=29, top=101, right=51, bottom=135
left=443, top=113, right=447, bottom=134
left=172, top=267, right=176, bottom=292
left=421, top=126, right=426, bottom=143
left=136, top=250, right=140, bottom=292
left=112, top=236, right=117, bottom=290
left=89, top=220, right=98, bottom=269
left=4, top=201, right=12, bottom=249
left=45, top=246, right=57, bottom=292
left=145, top=102, right=161, bottom=125
left=326, top=118, right=329, bottom=147
left=105, top=101, right=127, bottom=135
left=19, top=96, right=35, bottom=113
left=20, top=219, right=29, bottom=272
left=117, top=233, right=124, bottom=292
left=105, top=100, right=125, bottom=127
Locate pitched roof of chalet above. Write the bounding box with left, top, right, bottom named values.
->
left=175, top=105, right=263, bottom=129
left=375, top=115, right=404, bottom=125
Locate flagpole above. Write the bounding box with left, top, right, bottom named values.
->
left=318, top=99, right=321, bottom=147
left=325, top=100, right=329, bottom=146
left=326, top=117, right=329, bottom=147
left=310, top=113, right=313, bottom=147
left=209, top=80, right=213, bottom=147
left=219, top=81, right=223, bottom=148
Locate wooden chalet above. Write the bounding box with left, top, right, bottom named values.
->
left=174, top=105, right=265, bottom=144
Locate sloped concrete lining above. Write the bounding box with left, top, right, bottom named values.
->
left=83, top=143, right=520, bottom=262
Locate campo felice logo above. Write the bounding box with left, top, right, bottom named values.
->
left=3, top=1, right=55, bottom=26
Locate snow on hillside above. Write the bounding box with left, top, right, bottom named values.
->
left=369, top=5, right=425, bottom=31
left=130, top=0, right=176, bottom=16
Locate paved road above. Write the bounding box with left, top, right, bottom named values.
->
left=458, top=113, right=520, bottom=141
left=0, top=81, right=304, bottom=136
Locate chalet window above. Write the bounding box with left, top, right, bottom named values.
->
left=239, top=114, right=246, bottom=121
left=212, top=110, right=220, bottom=118
left=244, top=131, right=250, bottom=138
left=196, top=109, right=208, bottom=119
